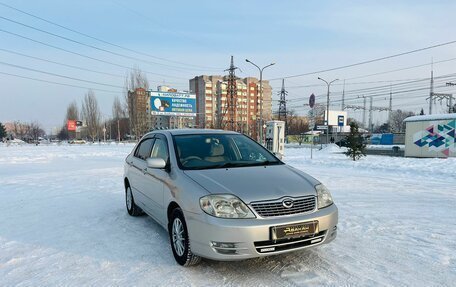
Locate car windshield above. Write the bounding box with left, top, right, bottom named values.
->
left=173, top=134, right=283, bottom=170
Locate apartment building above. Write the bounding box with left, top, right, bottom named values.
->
left=189, top=75, right=272, bottom=140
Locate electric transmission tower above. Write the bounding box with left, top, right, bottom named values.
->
left=278, top=79, right=288, bottom=134
left=344, top=95, right=390, bottom=132
left=223, top=56, right=238, bottom=131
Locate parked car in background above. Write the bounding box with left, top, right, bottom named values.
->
left=123, top=129, right=338, bottom=266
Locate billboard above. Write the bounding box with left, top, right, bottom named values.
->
left=404, top=115, right=456, bottom=158
left=150, top=91, right=196, bottom=116
left=325, top=110, right=347, bottom=126
left=67, top=120, right=76, bottom=131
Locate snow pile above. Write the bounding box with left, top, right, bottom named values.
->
left=0, top=144, right=455, bottom=286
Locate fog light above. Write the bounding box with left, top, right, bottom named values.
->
left=211, top=242, right=238, bottom=255
left=211, top=242, right=237, bottom=249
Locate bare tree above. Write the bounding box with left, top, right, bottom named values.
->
left=12, top=121, right=30, bottom=140
left=390, top=109, right=414, bottom=132
left=125, top=67, right=149, bottom=139
left=81, top=90, right=101, bottom=141
left=112, top=96, right=126, bottom=120
left=112, top=96, right=128, bottom=141
left=65, top=101, right=79, bottom=121
left=29, top=122, right=45, bottom=141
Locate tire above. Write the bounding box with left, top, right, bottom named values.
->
left=125, top=185, right=142, bottom=216
left=169, top=208, right=201, bottom=266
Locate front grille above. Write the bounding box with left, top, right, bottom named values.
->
left=250, top=196, right=316, bottom=217
left=254, top=231, right=326, bottom=253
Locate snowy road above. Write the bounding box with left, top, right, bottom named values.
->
left=0, top=143, right=455, bottom=286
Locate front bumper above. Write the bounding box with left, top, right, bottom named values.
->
left=185, top=204, right=338, bottom=261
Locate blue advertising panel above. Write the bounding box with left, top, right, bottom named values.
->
left=150, top=91, right=196, bottom=116
left=338, top=115, right=344, bottom=127
left=380, top=133, right=394, bottom=145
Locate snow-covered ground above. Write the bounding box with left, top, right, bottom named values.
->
left=0, top=144, right=455, bottom=286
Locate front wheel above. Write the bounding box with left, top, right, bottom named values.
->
left=169, top=208, right=201, bottom=266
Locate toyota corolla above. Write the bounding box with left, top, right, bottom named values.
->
left=123, top=129, right=338, bottom=266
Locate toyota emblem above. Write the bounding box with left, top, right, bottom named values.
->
left=282, top=198, right=294, bottom=208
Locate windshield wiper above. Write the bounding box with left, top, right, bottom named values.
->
left=242, top=160, right=281, bottom=167
left=184, top=161, right=280, bottom=170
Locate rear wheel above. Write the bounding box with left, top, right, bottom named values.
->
left=169, top=208, right=201, bottom=266
left=125, top=185, right=142, bottom=216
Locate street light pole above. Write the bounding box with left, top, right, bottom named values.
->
left=246, top=59, right=275, bottom=145
left=318, top=77, right=338, bottom=146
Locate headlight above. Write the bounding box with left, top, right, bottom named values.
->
left=315, top=184, right=333, bottom=209
left=200, top=194, right=255, bottom=218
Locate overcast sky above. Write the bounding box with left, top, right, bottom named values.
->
left=1, top=0, right=456, bottom=132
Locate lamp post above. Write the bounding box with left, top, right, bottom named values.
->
left=317, top=77, right=338, bottom=146
left=246, top=59, right=275, bottom=145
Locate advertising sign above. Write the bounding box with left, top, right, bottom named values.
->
left=338, top=115, right=344, bottom=127
left=67, top=120, right=76, bottom=131
left=150, top=91, right=196, bottom=116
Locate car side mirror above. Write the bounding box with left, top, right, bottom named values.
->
left=273, top=152, right=283, bottom=160
left=146, top=157, right=166, bottom=169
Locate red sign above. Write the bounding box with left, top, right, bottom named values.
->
left=67, top=120, right=76, bottom=131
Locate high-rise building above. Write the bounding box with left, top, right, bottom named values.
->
left=127, top=87, right=149, bottom=138
left=189, top=75, right=272, bottom=140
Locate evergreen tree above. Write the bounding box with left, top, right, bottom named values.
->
left=344, top=122, right=366, bottom=161
left=0, top=122, right=6, bottom=139
left=420, top=108, right=425, bottom=115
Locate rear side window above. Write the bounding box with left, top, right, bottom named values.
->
left=134, top=138, right=154, bottom=160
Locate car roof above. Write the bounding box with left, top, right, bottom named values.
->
left=145, top=129, right=240, bottom=136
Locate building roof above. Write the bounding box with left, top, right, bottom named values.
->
left=403, top=114, right=456, bottom=122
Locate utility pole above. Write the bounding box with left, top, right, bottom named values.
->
left=368, top=96, right=373, bottom=133
left=278, top=79, right=288, bottom=135
left=117, top=119, right=120, bottom=142
left=225, top=56, right=238, bottom=131
left=429, top=69, right=434, bottom=114
left=388, top=86, right=393, bottom=132
left=341, top=80, right=345, bottom=110
left=318, top=77, right=339, bottom=145
left=362, top=96, right=367, bottom=128
left=246, top=59, right=275, bottom=144
left=447, top=82, right=456, bottom=113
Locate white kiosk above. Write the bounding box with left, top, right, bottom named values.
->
left=265, top=120, right=285, bottom=158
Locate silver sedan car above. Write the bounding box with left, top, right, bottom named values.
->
left=124, top=129, right=338, bottom=266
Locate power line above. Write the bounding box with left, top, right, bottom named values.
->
left=283, top=74, right=456, bottom=104
left=0, top=71, right=121, bottom=94
left=0, top=28, right=188, bottom=80
left=0, top=48, right=188, bottom=87
left=0, top=15, right=211, bottom=73
left=0, top=1, right=222, bottom=71
left=0, top=48, right=124, bottom=78
left=0, top=61, right=124, bottom=89
left=345, top=57, right=456, bottom=81
left=285, top=84, right=456, bottom=111
left=269, top=40, right=456, bottom=81
left=271, top=78, right=425, bottom=90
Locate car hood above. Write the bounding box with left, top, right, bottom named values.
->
left=183, top=164, right=319, bottom=203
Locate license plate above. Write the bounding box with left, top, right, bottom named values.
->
left=271, top=221, right=318, bottom=241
